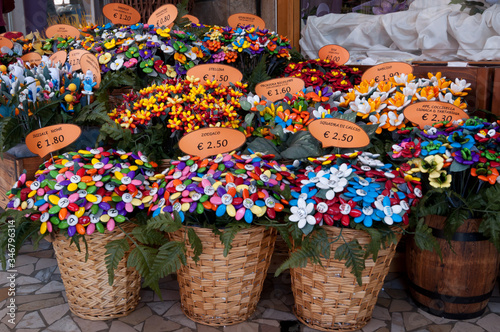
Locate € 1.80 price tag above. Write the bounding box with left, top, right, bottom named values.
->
left=255, top=77, right=305, bottom=102
left=178, top=127, right=246, bottom=159
left=26, top=124, right=82, bottom=158
left=318, top=44, right=350, bottom=65
left=361, top=62, right=413, bottom=83
left=147, top=4, right=178, bottom=27
left=103, top=3, right=141, bottom=25
left=187, top=64, right=243, bottom=86
left=309, top=119, right=370, bottom=149
left=403, top=101, right=469, bottom=128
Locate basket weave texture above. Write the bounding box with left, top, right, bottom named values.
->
left=52, top=223, right=141, bottom=320
left=291, top=226, right=403, bottom=331
left=169, top=225, right=276, bottom=326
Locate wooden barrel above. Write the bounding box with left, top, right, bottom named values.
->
left=407, top=215, right=500, bottom=319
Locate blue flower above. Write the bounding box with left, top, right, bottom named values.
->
left=290, top=185, right=317, bottom=206
left=354, top=206, right=384, bottom=227
left=374, top=196, right=403, bottom=225
left=420, top=140, right=447, bottom=156
left=447, top=131, right=475, bottom=150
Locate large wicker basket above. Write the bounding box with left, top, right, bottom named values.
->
left=290, top=226, right=403, bottom=331
left=169, top=225, right=276, bottom=326
left=52, top=223, right=141, bottom=320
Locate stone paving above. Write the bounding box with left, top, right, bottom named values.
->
left=1, top=239, right=500, bottom=332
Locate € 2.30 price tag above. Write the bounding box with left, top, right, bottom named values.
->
left=255, top=77, right=305, bottom=102
left=309, top=119, right=370, bottom=149
left=102, top=3, right=141, bottom=26
left=187, top=64, right=243, bottom=86
left=147, top=4, right=178, bottom=27
left=178, top=127, right=246, bottom=159
left=361, top=62, right=413, bottom=83
left=26, top=124, right=82, bottom=158
left=403, top=101, right=469, bottom=128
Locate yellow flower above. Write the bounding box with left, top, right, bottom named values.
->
left=104, top=39, right=116, bottom=49
left=166, top=64, right=176, bottom=78
left=174, top=52, right=186, bottom=64
left=99, top=52, right=112, bottom=64
left=420, top=155, right=444, bottom=173
left=429, top=171, right=452, bottom=188
left=156, top=28, right=171, bottom=38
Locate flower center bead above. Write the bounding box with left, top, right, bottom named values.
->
left=221, top=194, right=233, bottom=205
left=317, top=202, right=328, bottom=213
left=356, top=189, right=367, bottom=197
left=296, top=207, right=307, bottom=219
left=204, top=186, right=215, bottom=196
left=340, top=203, right=351, bottom=215
left=243, top=198, right=254, bottom=209
left=362, top=206, right=374, bottom=216
left=383, top=206, right=393, bottom=216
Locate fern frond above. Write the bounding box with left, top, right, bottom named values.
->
left=334, top=240, right=365, bottom=285
left=104, top=238, right=130, bottom=286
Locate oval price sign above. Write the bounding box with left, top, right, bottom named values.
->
left=178, top=127, right=246, bottom=159
left=403, top=101, right=469, bottom=129
left=184, top=14, right=199, bottom=24
left=0, top=36, right=13, bottom=49
left=309, top=119, right=370, bottom=149
left=80, top=53, right=101, bottom=88
left=68, top=49, right=89, bottom=71
left=228, top=13, right=265, bottom=29
left=21, top=52, right=42, bottom=66
left=187, top=64, right=243, bottom=86
left=318, top=44, right=350, bottom=65
left=103, top=3, right=141, bottom=26
left=26, top=124, right=82, bottom=158
left=49, top=50, right=67, bottom=66
left=45, top=24, right=80, bottom=39
left=255, top=77, right=305, bottom=102
left=147, top=4, right=178, bottom=27
left=361, top=62, right=413, bottom=83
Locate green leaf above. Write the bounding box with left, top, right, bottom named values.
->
left=443, top=208, right=470, bottom=241
left=144, top=241, right=186, bottom=294
left=274, top=245, right=321, bottom=276
left=334, top=240, right=365, bottom=285
left=413, top=220, right=441, bottom=255
left=241, top=100, right=252, bottom=111
left=131, top=225, right=166, bottom=246
left=362, top=227, right=382, bottom=261
left=245, top=137, right=282, bottom=159
left=148, top=213, right=183, bottom=232
left=127, top=244, right=156, bottom=282
left=281, top=131, right=323, bottom=160
left=244, top=112, right=255, bottom=125
left=104, top=238, right=130, bottom=286
left=247, top=54, right=271, bottom=91
left=187, top=228, right=203, bottom=263
left=449, top=161, right=470, bottom=173
left=220, top=222, right=251, bottom=257
left=479, top=213, right=500, bottom=251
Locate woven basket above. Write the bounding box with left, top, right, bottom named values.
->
left=52, top=223, right=141, bottom=320
left=290, top=226, right=403, bottom=331
left=169, top=225, right=276, bottom=326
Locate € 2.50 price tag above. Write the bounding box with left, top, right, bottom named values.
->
left=187, top=64, right=243, bottom=86
left=361, top=62, right=413, bottom=83
left=255, top=77, right=305, bottom=102
left=26, top=124, right=82, bottom=158
left=178, top=127, right=246, bottom=159
left=403, top=101, right=469, bottom=128
left=309, top=119, right=370, bottom=149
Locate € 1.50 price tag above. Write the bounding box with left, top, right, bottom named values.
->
left=255, top=77, right=305, bottom=102
left=361, top=62, right=413, bottom=83
left=26, top=124, right=82, bottom=158
left=403, top=101, right=469, bottom=128
left=308, top=119, right=370, bottom=149
left=186, top=64, right=243, bottom=86
left=178, top=127, right=246, bottom=159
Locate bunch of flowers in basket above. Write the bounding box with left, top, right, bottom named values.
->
left=198, top=24, right=292, bottom=78
left=281, top=58, right=362, bottom=91
left=4, top=147, right=160, bottom=238
left=102, top=77, right=249, bottom=160
left=338, top=72, right=470, bottom=135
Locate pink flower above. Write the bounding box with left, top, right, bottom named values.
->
left=124, top=58, right=138, bottom=68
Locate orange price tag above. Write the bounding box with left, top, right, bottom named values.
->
left=318, top=44, right=350, bottom=65
left=103, top=3, right=141, bottom=26
left=255, top=77, right=305, bottom=102
left=309, top=119, right=370, bottom=148
left=80, top=53, right=101, bottom=89
left=21, top=52, right=42, bottom=66
left=0, top=36, right=13, bottom=49
left=187, top=64, right=243, bottom=86
left=228, top=13, right=265, bottom=29
left=68, top=49, right=89, bottom=71
left=403, top=101, right=469, bottom=129
left=147, top=4, right=178, bottom=27
left=26, top=124, right=82, bottom=158
left=361, top=62, right=413, bottom=83
left=45, top=24, right=80, bottom=39
left=178, top=128, right=246, bottom=159
left=49, top=50, right=67, bottom=66
left=183, top=14, right=199, bottom=24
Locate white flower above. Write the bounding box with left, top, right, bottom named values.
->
left=110, top=58, right=124, bottom=71
left=123, top=39, right=134, bottom=46
left=449, top=78, right=471, bottom=94
left=134, top=34, right=147, bottom=42
left=289, top=198, right=316, bottom=229
left=358, top=153, right=385, bottom=168
left=402, top=83, right=418, bottom=96
left=349, top=97, right=371, bottom=116
left=438, top=92, right=454, bottom=103
left=392, top=73, right=411, bottom=84
left=374, top=197, right=403, bottom=225
left=388, top=111, right=404, bottom=127
left=115, top=32, right=127, bottom=39
left=316, top=174, right=348, bottom=200
left=312, top=105, right=329, bottom=119
left=161, top=44, right=174, bottom=54
left=186, top=47, right=198, bottom=61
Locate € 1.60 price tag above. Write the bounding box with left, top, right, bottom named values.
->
left=186, top=64, right=243, bottom=86
left=178, top=127, right=246, bottom=159
left=309, top=119, right=370, bottom=149
left=403, top=101, right=469, bottom=128
left=255, top=77, right=305, bottom=102
left=103, top=3, right=141, bottom=25
left=361, top=62, right=413, bottom=83
left=26, top=124, right=82, bottom=158
left=147, top=4, right=178, bottom=27
left=318, top=44, right=350, bottom=65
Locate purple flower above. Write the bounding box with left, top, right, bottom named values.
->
left=175, top=62, right=187, bottom=76
left=100, top=64, right=110, bottom=73
left=146, top=40, right=160, bottom=48
left=212, top=52, right=225, bottom=63
left=139, top=48, right=153, bottom=59
left=454, top=150, right=479, bottom=165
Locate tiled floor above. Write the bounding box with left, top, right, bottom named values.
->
left=1, top=240, right=500, bottom=332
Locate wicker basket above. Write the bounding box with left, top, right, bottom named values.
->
left=52, top=223, right=141, bottom=320
left=169, top=225, right=276, bottom=326
left=290, top=226, right=403, bottom=331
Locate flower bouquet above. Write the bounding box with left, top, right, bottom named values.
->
left=0, top=147, right=162, bottom=319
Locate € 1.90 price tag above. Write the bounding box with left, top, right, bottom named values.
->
left=309, top=119, right=370, bottom=149
left=361, top=62, right=413, bottom=83
left=26, top=124, right=82, bottom=158
left=178, top=127, right=246, bottom=159
left=403, top=101, right=469, bottom=128
left=186, top=64, right=243, bottom=86
left=255, top=77, right=305, bottom=102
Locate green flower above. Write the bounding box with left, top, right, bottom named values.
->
left=126, top=46, right=139, bottom=59
left=140, top=59, right=154, bottom=73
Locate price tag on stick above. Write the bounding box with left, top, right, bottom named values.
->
left=361, top=62, right=413, bottom=83
left=186, top=64, right=243, bottom=86
left=103, top=3, right=141, bottom=25
left=403, top=101, right=469, bottom=129
left=80, top=53, right=101, bottom=88
left=21, top=52, right=42, bottom=66
left=49, top=50, right=67, bottom=66
left=26, top=124, right=82, bottom=158
left=228, top=13, right=265, bottom=29
left=178, top=128, right=246, bottom=159
left=308, top=119, right=370, bottom=149
left=147, top=4, right=178, bottom=27
left=255, top=77, right=305, bottom=102
left=318, top=44, right=350, bottom=65
left=45, top=24, right=80, bottom=39
left=68, top=49, right=89, bottom=71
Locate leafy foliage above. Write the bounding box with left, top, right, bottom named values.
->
left=104, top=238, right=130, bottom=286
left=334, top=240, right=365, bottom=286
left=219, top=222, right=251, bottom=257
left=187, top=228, right=202, bottom=263
left=0, top=209, right=38, bottom=268
left=247, top=54, right=272, bottom=92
